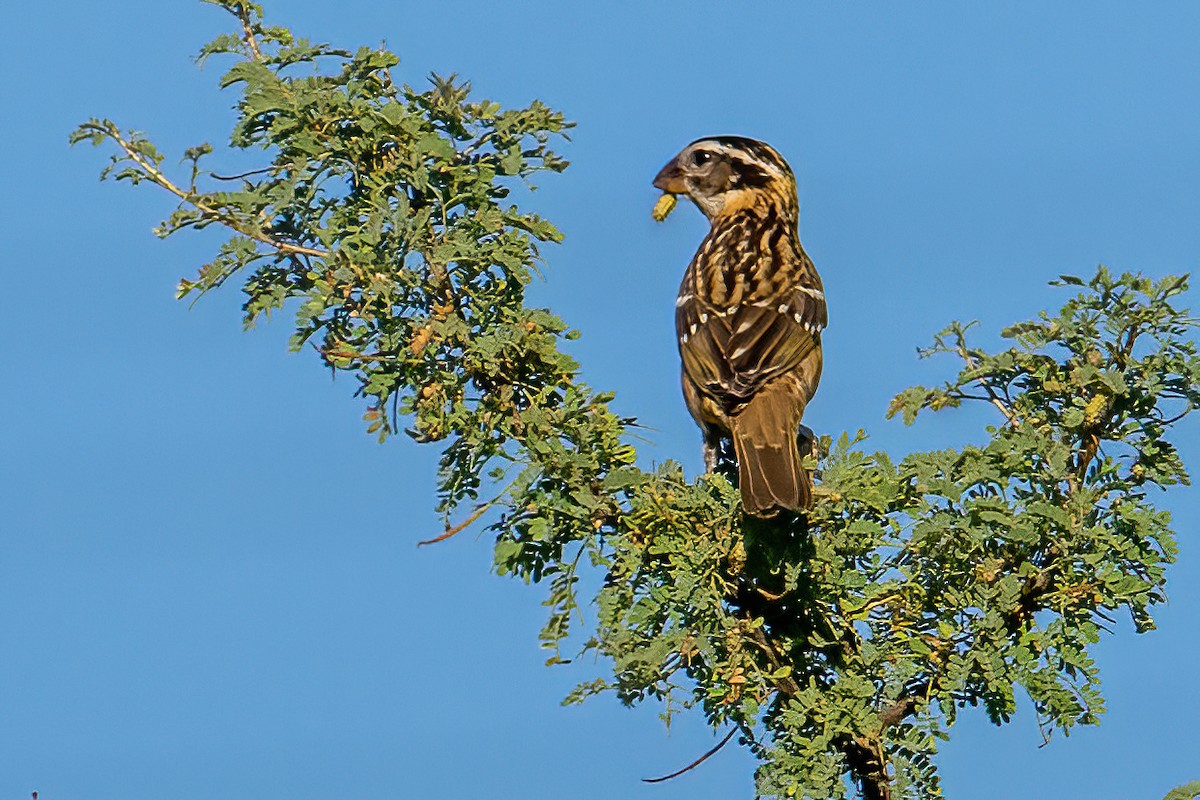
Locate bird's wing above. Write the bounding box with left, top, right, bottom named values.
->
left=677, top=257, right=825, bottom=409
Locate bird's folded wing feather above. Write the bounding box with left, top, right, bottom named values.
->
left=677, top=263, right=826, bottom=409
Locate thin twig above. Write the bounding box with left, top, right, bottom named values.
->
left=849, top=592, right=901, bottom=620
left=104, top=127, right=329, bottom=259
left=1160, top=407, right=1193, bottom=426
left=749, top=629, right=802, bottom=697
left=954, top=341, right=1018, bottom=425
left=460, top=131, right=496, bottom=159
left=418, top=476, right=522, bottom=547
left=237, top=4, right=264, bottom=61
left=211, top=167, right=275, bottom=181
left=641, top=727, right=738, bottom=784
left=312, top=344, right=398, bottom=362
left=417, top=501, right=496, bottom=547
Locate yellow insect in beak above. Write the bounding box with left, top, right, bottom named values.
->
left=652, top=192, right=677, bottom=222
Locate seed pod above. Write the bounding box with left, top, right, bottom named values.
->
left=652, top=192, right=677, bottom=222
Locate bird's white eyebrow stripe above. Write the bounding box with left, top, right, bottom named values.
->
left=691, top=142, right=788, bottom=178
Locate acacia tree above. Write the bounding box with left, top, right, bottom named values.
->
left=73, top=3, right=1200, bottom=798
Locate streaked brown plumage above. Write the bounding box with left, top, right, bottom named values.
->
left=654, top=136, right=825, bottom=516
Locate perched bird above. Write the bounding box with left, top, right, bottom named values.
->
left=653, top=136, right=826, bottom=516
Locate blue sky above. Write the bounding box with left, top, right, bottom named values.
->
left=3, top=2, right=1200, bottom=798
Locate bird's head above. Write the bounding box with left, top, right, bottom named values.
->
left=653, top=136, right=798, bottom=221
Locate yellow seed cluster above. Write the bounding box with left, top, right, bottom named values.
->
left=1083, top=393, right=1109, bottom=426
left=652, top=192, right=677, bottom=222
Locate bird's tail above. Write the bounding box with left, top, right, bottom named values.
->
left=730, top=384, right=811, bottom=516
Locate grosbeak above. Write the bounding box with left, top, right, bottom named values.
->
left=654, top=136, right=825, bottom=516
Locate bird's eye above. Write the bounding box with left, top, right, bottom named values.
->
left=691, top=150, right=713, bottom=167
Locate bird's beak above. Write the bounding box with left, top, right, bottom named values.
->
left=653, top=157, right=688, bottom=194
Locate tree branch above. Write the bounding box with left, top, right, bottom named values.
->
left=954, top=339, right=1018, bottom=425
left=100, top=125, right=330, bottom=259
left=834, top=734, right=892, bottom=800
left=234, top=2, right=264, bottom=61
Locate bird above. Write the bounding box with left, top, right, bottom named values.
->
left=652, top=136, right=826, bottom=516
